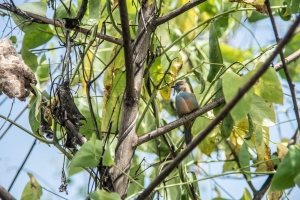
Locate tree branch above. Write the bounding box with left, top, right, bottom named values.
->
left=118, top=0, right=135, bottom=101
left=265, top=2, right=300, bottom=145
left=0, top=185, right=16, bottom=200
left=155, top=0, right=207, bottom=26
left=110, top=2, right=156, bottom=198
left=136, top=14, right=300, bottom=199
left=0, top=3, right=123, bottom=45
left=137, top=97, right=225, bottom=146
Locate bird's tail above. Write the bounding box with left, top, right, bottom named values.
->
left=184, top=122, right=192, bottom=145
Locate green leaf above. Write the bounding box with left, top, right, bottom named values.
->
left=23, top=25, right=53, bottom=49
left=10, top=36, right=17, bottom=44
left=240, top=188, right=252, bottom=200
left=28, top=98, right=40, bottom=134
left=237, top=142, right=250, bottom=181
left=88, top=190, right=121, bottom=200
left=221, top=114, right=234, bottom=138
left=207, top=22, right=223, bottom=82
left=36, top=54, right=50, bottom=83
left=279, top=2, right=292, bottom=21
left=253, top=67, right=283, bottom=104
left=213, top=79, right=224, bottom=115
left=220, top=44, right=252, bottom=63
left=68, top=167, right=83, bottom=177
left=21, top=173, right=43, bottom=200
left=30, top=84, right=43, bottom=121
left=11, top=2, right=47, bottom=33
left=54, top=0, right=77, bottom=19
left=270, top=145, right=300, bottom=191
left=21, top=47, right=38, bottom=71
left=75, top=96, right=101, bottom=140
left=103, top=141, right=114, bottom=166
left=193, top=70, right=205, bottom=94
left=284, top=0, right=300, bottom=15
left=69, top=139, right=103, bottom=168
left=222, top=72, right=253, bottom=124
left=249, top=94, right=276, bottom=126
left=190, top=172, right=201, bottom=198
left=89, top=0, right=101, bottom=20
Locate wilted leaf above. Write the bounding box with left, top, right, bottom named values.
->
left=277, top=143, right=288, bottom=161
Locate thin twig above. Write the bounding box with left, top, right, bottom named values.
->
left=265, top=1, right=300, bottom=146
left=8, top=139, right=37, bottom=191
left=0, top=3, right=123, bottom=45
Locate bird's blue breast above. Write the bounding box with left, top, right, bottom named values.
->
left=175, top=91, right=198, bottom=117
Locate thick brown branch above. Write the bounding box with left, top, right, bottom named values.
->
left=118, top=0, right=135, bottom=102
left=136, top=14, right=300, bottom=199
left=155, top=0, right=206, bottom=26
left=137, top=97, right=225, bottom=146
left=0, top=185, right=16, bottom=200
left=0, top=3, right=123, bottom=45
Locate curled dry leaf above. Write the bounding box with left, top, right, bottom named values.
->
left=0, top=38, right=37, bottom=101
left=277, top=143, right=289, bottom=161
left=229, top=0, right=268, bottom=13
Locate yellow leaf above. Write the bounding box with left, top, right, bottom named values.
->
left=277, top=143, right=288, bottom=161
left=198, top=128, right=217, bottom=156
left=267, top=188, right=283, bottom=200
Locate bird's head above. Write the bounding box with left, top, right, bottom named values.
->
left=171, top=81, right=191, bottom=93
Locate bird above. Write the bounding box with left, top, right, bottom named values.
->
left=172, top=81, right=198, bottom=145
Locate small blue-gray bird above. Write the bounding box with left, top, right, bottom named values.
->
left=172, top=81, right=198, bottom=145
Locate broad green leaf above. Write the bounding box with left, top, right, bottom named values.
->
left=221, top=114, right=234, bottom=138
left=253, top=67, right=283, bottom=104
left=249, top=94, right=276, bottom=126
left=222, top=72, right=253, bottom=124
left=207, top=23, right=223, bottom=82
left=21, top=173, right=43, bottom=200
left=222, top=159, right=238, bottom=173
left=279, top=2, right=292, bottom=21
left=240, top=188, right=252, bottom=200
left=89, top=0, right=101, bottom=20
left=103, top=141, right=114, bottom=166
left=270, top=146, right=300, bottom=191
left=11, top=2, right=47, bottom=33
left=21, top=47, right=38, bottom=71
left=220, top=44, right=252, bottom=63
left=23, top=25, right=53, bottom=49
left=88, top=189, right=121, bottom=200
left=237, top=142, right=251, bottom=181
left=36, top=54, right=50, bottom=83
left=284, top=0, right=300, bottom=16
left=28, top=98, right=40, bottom=134
left=68, top=167, right=83, bottom=177
left=75, top=96, right=101, bottom=140
left=54, top=0, right=77, bottom=19
left=69, top=139, right=103, bottom=168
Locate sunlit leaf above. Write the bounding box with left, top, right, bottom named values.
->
left=240, top=188, right=252, bottom=200
left=69, top=139, right=103, bottom=168
left=223, top=72, right=253, bottom=123
left=21, top=173, right=43, bottom=200
left=249, top=94, right=276, bottom=126
left=252, top=67, right=283, bottom=104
